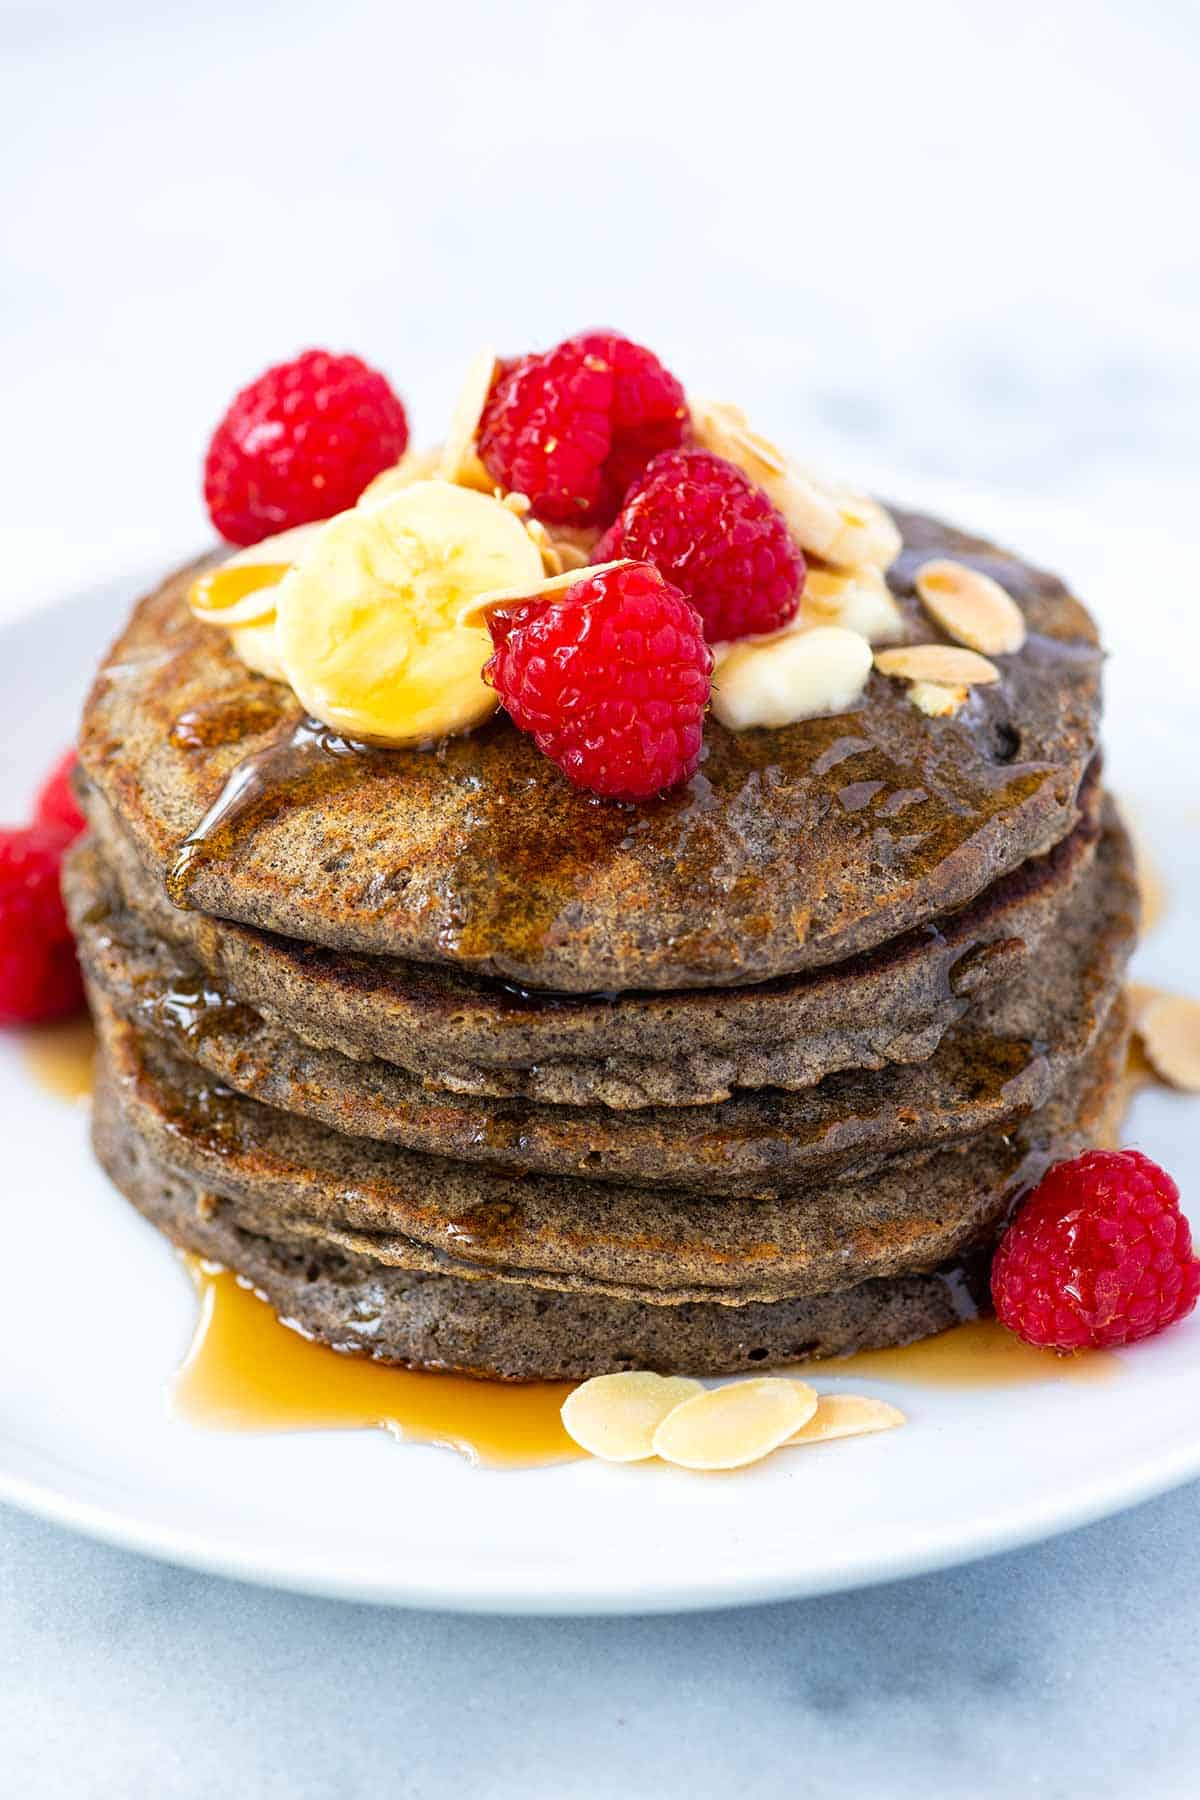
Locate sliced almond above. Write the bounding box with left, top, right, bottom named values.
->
left=523, top=516, right=564, bottom=577
left=550, top=537, right=593, bottom=572
left=914, top=559, right=1026, bottom=655
left=711, top=626, right=871, bottom=731
left=360, top=445, right=444, bottom=505
left=1135, top=992, right=1200, bottom=1093
left=437, top=347, right=499, bottom=489
left=875, top=644, right=1000, bottom=686
left=457, top=560, right=630, bottom=627
left=560, top=1372, right=704, bottom=1462
left=787, top=1393, right=906, bottom=1446
left=690, top=398, right=901, bottom=571
left=651, top=1378, right=818, bottom=1470
left=907, top=679, right=969, bottom=718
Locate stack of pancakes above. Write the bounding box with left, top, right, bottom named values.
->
left=70, top=509, right=1137, bottom=1379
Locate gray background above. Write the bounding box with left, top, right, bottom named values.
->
left=3, top=1, right=1199, bottom=1794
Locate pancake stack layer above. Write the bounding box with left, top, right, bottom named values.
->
left=72, top=509, right=1137, bottom=1379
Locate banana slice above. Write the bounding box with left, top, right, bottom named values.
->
left=690, top=398, right=901, bottom=571
left=187, top=524, right=325, bottom=628
left=801, top=561, right=906, bottom=644
left=187, top=524, right=326, bottom=682
left=711, top=625, right=872, bottom=730
left=275, top=480, right=544, bottom=745
left=229, top=616, right=288, bottom=682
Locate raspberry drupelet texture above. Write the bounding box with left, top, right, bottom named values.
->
left=595, top=449, right=804, bottom=644
left=484, top=562, right=712, bottom=801
left=477, top=332, right=687, bottom=527
left=35, top=749, right=86, bottom=841
left=991, top=1148, right=1200, bottom=1351
left=204, top=349, right=409, bottom=546
left=0, top=823, right=85, bottom=1024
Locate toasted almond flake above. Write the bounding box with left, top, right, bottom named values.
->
left=552, top=538, right=593, bottom=572
left=360, top=446, right=444, bottom=505
left=457, top=560, right=631, bottom=627
left=787, top=1394, right=906, bottom=1446
left=523, top=517, right=564, bottom=576
left=875, top=644, right=1000, bottom=686
left=438, top=347, right=500, bottom=488
left=914, top=559, right=1027, bottom=655
left=1135, top=991, right=1200, bottom=1093
left=689, top=398, right=901, bottom=571
left=651, top=1378, right=818, bottom=1470
left=711, top=626, right=871, bottom=731
left=907, top=678, right=969, bottom=718
left=560, top=1372, right=704, bottom=1462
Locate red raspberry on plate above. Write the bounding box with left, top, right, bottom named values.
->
left=595, top=449, right=804, bottom=644
left=992, top=1148, right=1200, bottom=1351
left=484, top=562, right=712, bottom=801
left=477, top=332, right=687, bottom=527
left=0, top=824, right=85, bottom=1025
left=204, top=349, right=409, bottom=546
left=35, top=749, right=86, bottom=841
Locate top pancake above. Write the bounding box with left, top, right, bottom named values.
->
left=78, top=508, right=1103, bottom=993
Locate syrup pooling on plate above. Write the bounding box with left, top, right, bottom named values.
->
left=825, top=1318, right=1120, bottom=1388
left=173, top=1261, right=582, bottom=1468
left=170, top=1257, right=1117, bottom=1472
left=21, top=1015, right=96, bottom=1101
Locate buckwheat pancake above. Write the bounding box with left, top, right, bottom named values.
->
left=78, top=509, right=1103, bottom=993
left=70, top=805, right=1136, bottom=1194
left=90, top=990, right=1128, bottom=1310
left=78, top=762, right=1105, bottom=1108
left=96, top=1096, right=998, bottom=1377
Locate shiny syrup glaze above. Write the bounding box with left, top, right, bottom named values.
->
left=163, top=705, right=1064, bottom=979
left=144, top=508, right=1103, bottom=994
left=20, top=1019, right=1134, bottom=1464
left=171, top=1257, right=1117, bottom=1469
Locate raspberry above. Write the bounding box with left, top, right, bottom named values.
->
left=477, top=332, right=687, bottom=526
left=204, top=349, right=409, bottom=546
left=575, top=330, right=690, bottom=502
left=992, top=1149, right=1200, bottom=1351
left=0, top=824, right=84, bottom=1025
left=484, top=562, right=712, bottom=801
left=595, top=449, right=804, bottom=643
left=35, top=749, right=86, bottom=841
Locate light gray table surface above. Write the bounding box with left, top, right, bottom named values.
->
left=3, top=3, right=1199, bottom=1794
left=2, top=1487, right=1199, bottom=1799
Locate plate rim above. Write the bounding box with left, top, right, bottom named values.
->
left=2, top=560, right=1198, bottom=1616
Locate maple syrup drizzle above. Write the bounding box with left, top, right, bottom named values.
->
left=171, top=1255, right=1119, bottom=1471
left=20, top=1014, right=96, bottom=1101
left=827, top=1317, right=1119, bottom=1387
left=172, top=1261, right=582, bottom=1468
left=165, top=719, right=383, bottom=909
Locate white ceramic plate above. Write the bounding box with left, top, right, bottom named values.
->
left=1, top=493, right=1197, bottom=1615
